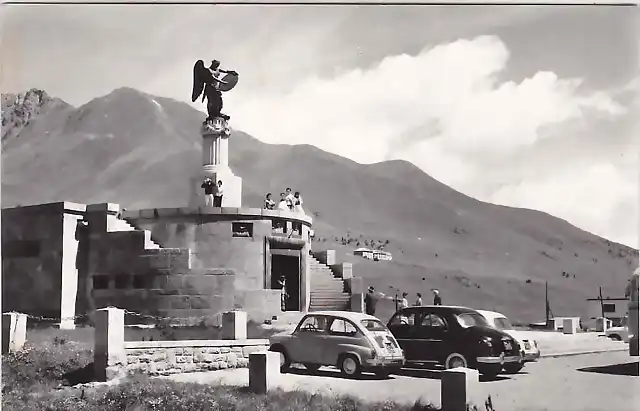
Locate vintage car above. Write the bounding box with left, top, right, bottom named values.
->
left=605, top=316, right=630, bottom=342
left=387, top=305, right=521, bottom=378
left=475, top=309, right=541, bottom=373
left=269, top=311, right=405, bottom=378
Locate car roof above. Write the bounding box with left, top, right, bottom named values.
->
left=303, top=311, right=381, bottom=322
left=475, top=310, right=508, bottom=320
left=397, top=305, right=480, bottom=315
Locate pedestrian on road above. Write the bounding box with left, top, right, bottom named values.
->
left=432, top=289, right=442, bottom=305
left=415, top=293, right=423, bottom=306
left=399, top=292, right=409, bottom=309
left=365, top=286, right=380, bottom=316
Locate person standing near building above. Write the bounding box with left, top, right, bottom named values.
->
left=278, top=275, right=287, bottom=311
left=277, top=193, right=289, bottom=211
left=201, top=178, right=215, bottom=207
left=264, top=193, right=276, bottom=210
left=432, top=289, right=442, bottom=305
left=285, top=187, right=295, bottom=211
left=213, top=180, right=224, bottom=207
left=364, top=286, right=380, bottom=316
left=415, top=293, right=423, bottom=306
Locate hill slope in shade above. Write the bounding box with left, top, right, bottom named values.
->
left=2, top=87, right=637, bottom=323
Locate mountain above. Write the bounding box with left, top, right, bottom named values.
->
left=2, top=87, right=638, bottom=323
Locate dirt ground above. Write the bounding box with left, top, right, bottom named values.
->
left=169, top=351, right=639, bottom=411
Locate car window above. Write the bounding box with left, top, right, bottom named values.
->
left=456, top=313, right=489, bottom=328
left=297, top=315, right=328, bottom=333
left=420, top=313, right=447, bottom=329
left=329, top=318, right=359, bottom=336
left=361, top=319, right=388, bottom=332
left=389, top=311, right=416, bottom=326
left=493, top=317, right=513, bottom=331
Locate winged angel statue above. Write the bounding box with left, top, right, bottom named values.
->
left=191, top=59, right=239, bottom=122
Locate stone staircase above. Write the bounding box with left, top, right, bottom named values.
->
left=309, top=256, right=350, bottom=311
left=113, top=218, right=160, bottom=249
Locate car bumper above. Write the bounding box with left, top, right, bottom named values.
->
left=523, top=350, right=541, bottom=362
left=477, top=354, right=521, bottom=364
left=364, top=357, right=405, bottom=368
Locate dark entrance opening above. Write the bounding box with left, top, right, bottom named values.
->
left=271, top=254, right=300, bottom=311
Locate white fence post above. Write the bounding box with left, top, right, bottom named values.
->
left=249, top=351, right=280, bottom=393
left=441, top=367, right=480, bottom=411
left=2, top=312, right=27, bottom=354
left=222, top=310, right=247, bottom=340
left=94, top=307, right=126, bottom=381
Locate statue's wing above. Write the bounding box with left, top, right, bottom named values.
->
left=191, top=60, right=208, bottom=102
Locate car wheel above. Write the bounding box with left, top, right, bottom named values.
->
left=444, top=353, right=468, bottom=369
left=269, top=345, right=291, bottom=372
left=304, top=363, right=320, bottom=372
left=503, top=362, right=524, bottom=374
left=338, top=354, right=362, bottom=378
left=609, top=334, right=622, bottom=341
left=478, top=364, right=502, bottom=379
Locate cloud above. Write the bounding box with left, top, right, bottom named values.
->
left=227, top=34, right=634, bottom=246
left=230, top=35, right=624, bottom=160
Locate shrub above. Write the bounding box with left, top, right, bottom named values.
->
left=3, top=374, right=442, bottom=411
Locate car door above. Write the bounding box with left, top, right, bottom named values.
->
left=387, top=310, right=419, bottom=360
left=320, top=317, right=363, bottom=365
left=288, top=314, right=329, bottom=364
left=413, top=312, right=448, bottom=362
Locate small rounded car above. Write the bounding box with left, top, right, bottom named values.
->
left=387, top=305, right=522, bottom=378
left=269, top=311, right=405, bottom=378
left=475, top=309, right=541, bottom=373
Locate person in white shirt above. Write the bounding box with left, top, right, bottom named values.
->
left=399, top=292, right=409, bottom=309
left=277, top=192, right=289, bottom=211
left=213, top=180, right=224, bottom=207
left=285, top=187, right=295, bottom=211
left=293, top=191, right=305, bottom=214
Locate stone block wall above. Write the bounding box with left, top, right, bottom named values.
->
left=124, top=340, right=269, bottom=376
left=1, top=202, right=85, bottom=321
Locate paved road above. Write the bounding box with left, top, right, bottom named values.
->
left=170, top=351, right=639, bottom=411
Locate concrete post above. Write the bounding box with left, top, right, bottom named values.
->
left=222, top=310, right=247, bottom=340
left=2, top=312, right=27, bottom=354
left=94, top=307, right=126, bottom=381
left=350, top=293, right=364, bottom=313
left=441, top=367, right=480, bottom=411
left=563, top=318, right=577, bottom=335
left=249, top=351, right=280, bottom=393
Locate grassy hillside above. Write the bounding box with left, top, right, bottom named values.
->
left=2, top=88, right=637, bottom=323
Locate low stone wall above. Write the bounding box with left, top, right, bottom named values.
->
left=124, top=339, right=269, bottom=376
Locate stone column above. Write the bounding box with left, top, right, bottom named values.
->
left=222, top=311, right=247, bottom=340
left=249, top=351, right=281, bottom=393
left=94, top=307, right=126, bottom=381
left=441, top=368, right=481, bottom=411
left=189, top=118, right=242, bottom=208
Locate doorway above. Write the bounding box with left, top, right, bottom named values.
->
left=271, top=254, right=300, bottom=311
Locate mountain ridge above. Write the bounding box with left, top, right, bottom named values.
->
left=2, top=87, right=637, bottom=323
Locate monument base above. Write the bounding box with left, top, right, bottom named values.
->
left=189, top=165, right=243, bottom=208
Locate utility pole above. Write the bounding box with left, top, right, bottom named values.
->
left=598, top=286, right=605, bottom=319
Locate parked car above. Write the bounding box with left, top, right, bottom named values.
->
left=387, top=305, right=521, bottom=378
left=269, top=311, right=405, bottom=378
left=606, top=316, right=630, bottom=342
left=475, top=309, right=541, bottom=373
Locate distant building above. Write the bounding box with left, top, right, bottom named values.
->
left=585, top=296, right=629, bottom=326
left=354, top=248, right=392, bottom=261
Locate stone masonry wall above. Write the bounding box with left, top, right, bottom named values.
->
left=1, top=202, right=84, bottom=318
left=124, top=340, right=269, bottom=376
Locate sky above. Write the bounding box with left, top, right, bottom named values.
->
left=1, top=3, right=639, bottom=248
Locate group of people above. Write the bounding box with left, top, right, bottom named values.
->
left=201, top=178, right=223, bottom=207
left=264, top=187, right=305, bottom=214
left=364, top=286, right=442, bottom=316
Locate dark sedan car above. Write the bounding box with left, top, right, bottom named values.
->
left=387, top=305, right=521, bottom=377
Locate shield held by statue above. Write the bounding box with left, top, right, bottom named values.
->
left=218, top=72, right=239, bottom=92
